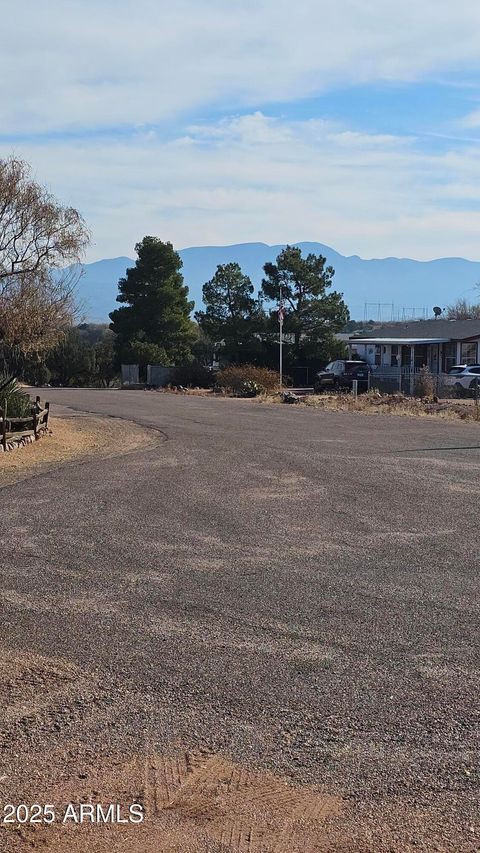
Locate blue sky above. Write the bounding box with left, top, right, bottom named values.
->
left=199, top=76, right=480, bottom=142
left=2, top=0, right=480, bottom=262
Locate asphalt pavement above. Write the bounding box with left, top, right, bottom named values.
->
left=1, top=389, right=479, bottom=851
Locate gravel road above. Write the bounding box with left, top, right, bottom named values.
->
left=1, top=389, right=479, bottom=852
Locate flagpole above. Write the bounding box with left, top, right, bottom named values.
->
left=279, top=284, right=283, bottom=389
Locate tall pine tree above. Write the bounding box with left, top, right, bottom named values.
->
left=109, top=237, right=195, bottom=369
left=195, top=262, right=264, bottom=363
left=261, top=246, right=349, bottom=366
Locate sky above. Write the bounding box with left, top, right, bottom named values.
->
left=2, top=0, right=480, bottom=262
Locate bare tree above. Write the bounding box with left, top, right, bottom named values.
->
left=446, top=297, right=480, bottom=320
left=0, top=156, right=90, bottom=353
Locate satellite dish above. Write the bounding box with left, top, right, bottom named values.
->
left=433, top=306, right=442, bottom=318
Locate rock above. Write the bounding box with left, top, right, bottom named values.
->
left=281, top=391, right=300, bottom=404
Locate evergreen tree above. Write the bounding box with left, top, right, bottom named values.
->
left=109, top=237, right=195, bottom=369
left=195, top=263, right=264, bottom=363
left=261, top=246, right=349, bottom=366
left=47, top=328, right=96, bottom=386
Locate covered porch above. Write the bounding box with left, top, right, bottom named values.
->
left=349, top=337, right=454, bottom=374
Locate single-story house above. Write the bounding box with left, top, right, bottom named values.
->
left=348, top=319, right=480, bottom=374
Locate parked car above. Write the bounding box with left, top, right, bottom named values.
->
left=443, top=364, right=480, bottom=396
left=313, top=359, right=371, bottom=393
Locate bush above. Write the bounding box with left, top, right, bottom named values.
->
left=172, top=364, right=214, bottom=388
left=23, top=361, right=51, bottom=387
left=0, top=374, right=32, bottom=417
left=414, top=366, right=434, bottom=398
left=215, top=365, right=281, bottom=396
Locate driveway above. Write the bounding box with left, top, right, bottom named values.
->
left=1, top=390, right=478, bottom=851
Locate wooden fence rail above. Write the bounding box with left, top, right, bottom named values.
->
left=0, top=397, right=50, bottom=450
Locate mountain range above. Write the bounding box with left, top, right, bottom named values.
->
left=76, top=242, right=480, bottom=322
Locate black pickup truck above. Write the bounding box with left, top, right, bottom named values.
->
left=313, top=359, right=371, bottom=392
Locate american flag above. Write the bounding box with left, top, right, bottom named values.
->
left=278, top=305, right=285, bottom=323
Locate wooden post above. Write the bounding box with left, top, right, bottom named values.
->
left=2, top=400, right=6, bottom=451
left=33, top=402, right=38, bottom=440
left=45, top=401, right=50, bottom=430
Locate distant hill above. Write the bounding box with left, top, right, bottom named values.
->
left=75, top=242, right=480, bottom=322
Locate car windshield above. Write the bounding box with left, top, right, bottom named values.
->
left=324, top=362, right=335, bottom=372
left=448, top=367, right=466, bottom=374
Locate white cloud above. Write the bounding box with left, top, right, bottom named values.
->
left=3, top=2, right=480, bottom=260
left=460, top=108, right=480, bottom=128
left=7, top=112, right=480, bottom=261
left=2, top=1, right=480, bottom=133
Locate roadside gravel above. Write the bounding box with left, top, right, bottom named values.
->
left=1, top=390, right=478, bottom=851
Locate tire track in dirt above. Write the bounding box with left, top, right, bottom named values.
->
left=4, top=744, right=342, bottom=852
left=0, top=651, right=341, bottom=852
left=141, top=747, right=342, bottom=852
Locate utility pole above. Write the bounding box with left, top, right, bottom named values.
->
left=279, top=285, right=284, bottom=389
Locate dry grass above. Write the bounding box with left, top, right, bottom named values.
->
left=156, top=387, right=222, bottom=397
left=0, top=415, right=158, bottom=487
left=303, top=390, right=480, bottom=423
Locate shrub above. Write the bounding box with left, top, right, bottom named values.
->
left=414, top=366, right=434, bottom=398
left=0, top=374, right=32, bottom=417
left=215, top=365, right=281, bottom=396
left=23, top=361, right=51, bottom=387
left=172, top=363, right=214, bottom=388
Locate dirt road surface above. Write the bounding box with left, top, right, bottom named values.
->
left=1, top=390, right=478, bottom=851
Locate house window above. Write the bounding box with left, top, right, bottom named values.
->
left=461, top=342, right=477, bottom=365
left=442, top=342, right=456, bottom=372
left=390, top=345, right=399, bottom=367
left=374, top=345, right=381, bottom=366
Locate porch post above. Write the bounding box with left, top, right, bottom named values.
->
left=410, top=344, right=415, bottom=395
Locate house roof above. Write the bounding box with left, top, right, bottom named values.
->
left=349, top=318, right=480, bottom=342
left=350, top=337, right=450, bottom=346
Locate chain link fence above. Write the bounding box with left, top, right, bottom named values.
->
left=368, top=369, right=480, bottom=400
